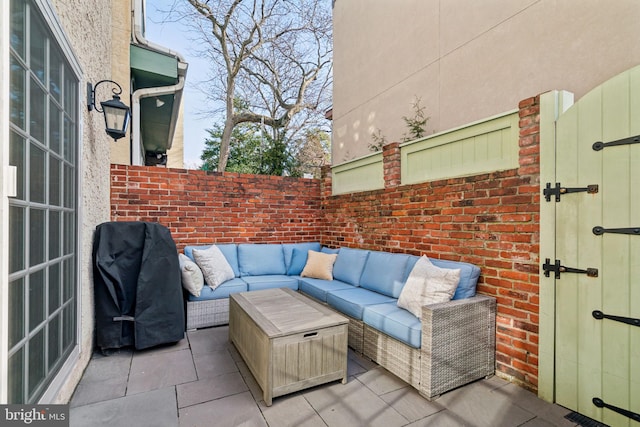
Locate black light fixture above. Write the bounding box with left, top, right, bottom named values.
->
left=87, top=80, right=131, bottom=141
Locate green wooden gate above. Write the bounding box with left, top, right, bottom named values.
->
left=539, top=67, right=640, bottom=426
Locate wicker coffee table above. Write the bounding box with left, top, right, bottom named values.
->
left=229, top=287, right=348, bottom=406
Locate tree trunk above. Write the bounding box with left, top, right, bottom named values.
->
left=218, top=116, right=234, bottom=171
left=217, top=83, right=235, bottom=171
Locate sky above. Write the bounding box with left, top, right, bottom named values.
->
left=145, top=1, right=210, bottom=168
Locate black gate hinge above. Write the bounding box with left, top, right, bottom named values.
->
left=592, top=310, right=640, bottom=327
left=542, top=258, right=599, bottom=279
left=593, top=398, right=640, bottom=422
left=592, top=226, right=640, bottom=236
left=543, top=183, right=598, bottom=202
left=593, top=134, right=640, bottom=151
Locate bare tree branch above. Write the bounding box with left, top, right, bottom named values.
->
left=185, top=0, right=333, bottom=171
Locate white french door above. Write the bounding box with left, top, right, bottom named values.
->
left=5, top=0, right=80, bottom=403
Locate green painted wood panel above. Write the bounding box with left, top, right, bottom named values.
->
left=331, top=152, right=383, bottom=195
left=538, top=90, right=575, bottom=403
left=550, top=65, right=640, bottom=427
left=331, top=111, right=519, bottom=195
left=401, top=111, right=519, bottom=185
left=600, top=70, right=633, bottom=427
left=554, top=102, right=583, bottom=413
left=574, top=85, right=604, bottom=424
left=629, top=66, right=640, bottom=427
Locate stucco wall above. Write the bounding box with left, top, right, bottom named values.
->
left=332, top=0, right=640, bottom=163
left=109, top=0, right=133, bottom=165
left=50, top=0, right=114, bottom=403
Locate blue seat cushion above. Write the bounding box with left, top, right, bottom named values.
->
left=187, top=278, right=247, bottom=301
left=242, top=275, right=298, bottom=291
left=360, top=251, right=411, bottom=298
left=238, top=244, right=286, bottom=276
left=362, top=303, right=422, bottom=348
left=332, top=248, right=370, bottom=286
left=405, top=256, right=480, bottom=300
left=326, top=288, right=396, bottom=320
left=298, top=278, right=354, bottom=303
left=184, top=244, right=239, bottom=277
left=283, top=242, right=321, bottom=273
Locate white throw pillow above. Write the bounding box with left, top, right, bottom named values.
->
left=192, top=245, right=235, bottom=290
left=301, top=250, right=338, bottom=280
left=397, top=256, right=461, bottom=318
left=178, top=253, right=204, bottom=297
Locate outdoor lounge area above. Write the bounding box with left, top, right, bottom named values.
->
left=69, top=325, right=577, bottom=427
left=4, top=2, right=640, bottom=426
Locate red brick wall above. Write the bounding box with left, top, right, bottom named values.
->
left=320, top=96, right=542, bottom=392
left=110, top=166, right=323, bottom=251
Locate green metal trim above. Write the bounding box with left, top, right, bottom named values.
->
left=130, top=44, right=177, bottom=89
left=130, top=44, right=181, bottom=154
left=139, top=94, right=175, bottom=153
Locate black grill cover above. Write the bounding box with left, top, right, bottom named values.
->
left=92, top=221, right=185, bottom=350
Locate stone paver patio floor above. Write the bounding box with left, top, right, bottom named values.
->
left=69, top=326, right=579, bottom=427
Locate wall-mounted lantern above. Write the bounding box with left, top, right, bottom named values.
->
left=87, top=80, right=131, bottom=141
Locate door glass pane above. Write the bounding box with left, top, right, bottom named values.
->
left=50, top=101, right=61, bottom=153
left=49, top=210, right=61, bottom=259
left=9, top=130, right=26, bottom=200
left=63, top=212, right=74, bottom=255
left=63, top=116, right=75, bottom=163
left=63, top=258, right=74, bottom=302
left=50, top=48, right=62, bottom=102
left=49, top=155, right=61, bottom=206
left=30, top=141, right=46, bottom=203
left=29, top=208, right=46, bottom=266
left=30, top=78, right=46, bottom=143
left=9, top=206, right=25, bottom=273
left=29, top=9, right=46, bottom=83
left=9, top=278, right=25, bottom=348
left=28, top=329, right=46, bottom=396
left=48, top=314, right=61, bottom=369
left=8, top=349, right=25, bottom=404
left=29, top=269, right=45, bottom=331
left=64, top=67, right=76, bottom=117
left=10, top=56, right=25, bottom=129
left=48, top=263, right=61, bottom=314
left=10, top=0, right=26, bottom=58
left=62, top=304, right=74, bottom=350
left=63, top=164, right=74, bottom=208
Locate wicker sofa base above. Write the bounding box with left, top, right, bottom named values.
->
left=185, top=292, right=496, bottom=400
left=362, top=295, right=496, bottom=400
left=186, top=298, right=229, bottom=330
left=364, top=326, right=422, bottom=389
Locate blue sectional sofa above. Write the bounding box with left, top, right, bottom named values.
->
left=182, top=242, right=496, bottom=400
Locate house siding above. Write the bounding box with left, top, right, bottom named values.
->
left=332, top=0, right=640, bottom=163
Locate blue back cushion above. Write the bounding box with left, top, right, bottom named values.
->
left=288, top=248, right=309, bottom=275
left=184, top=244, right=239, bottom=277
left=321, top=246, right=339, bottom=254
left=282, top=242, right=321, bottom=273
left=360, top=251, right=411, bottom=298
left=404, top=256, right=480, bottom=300
left=238, top=244, right=286, bottom=276
left=332, top=247, right=370, bottom=286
